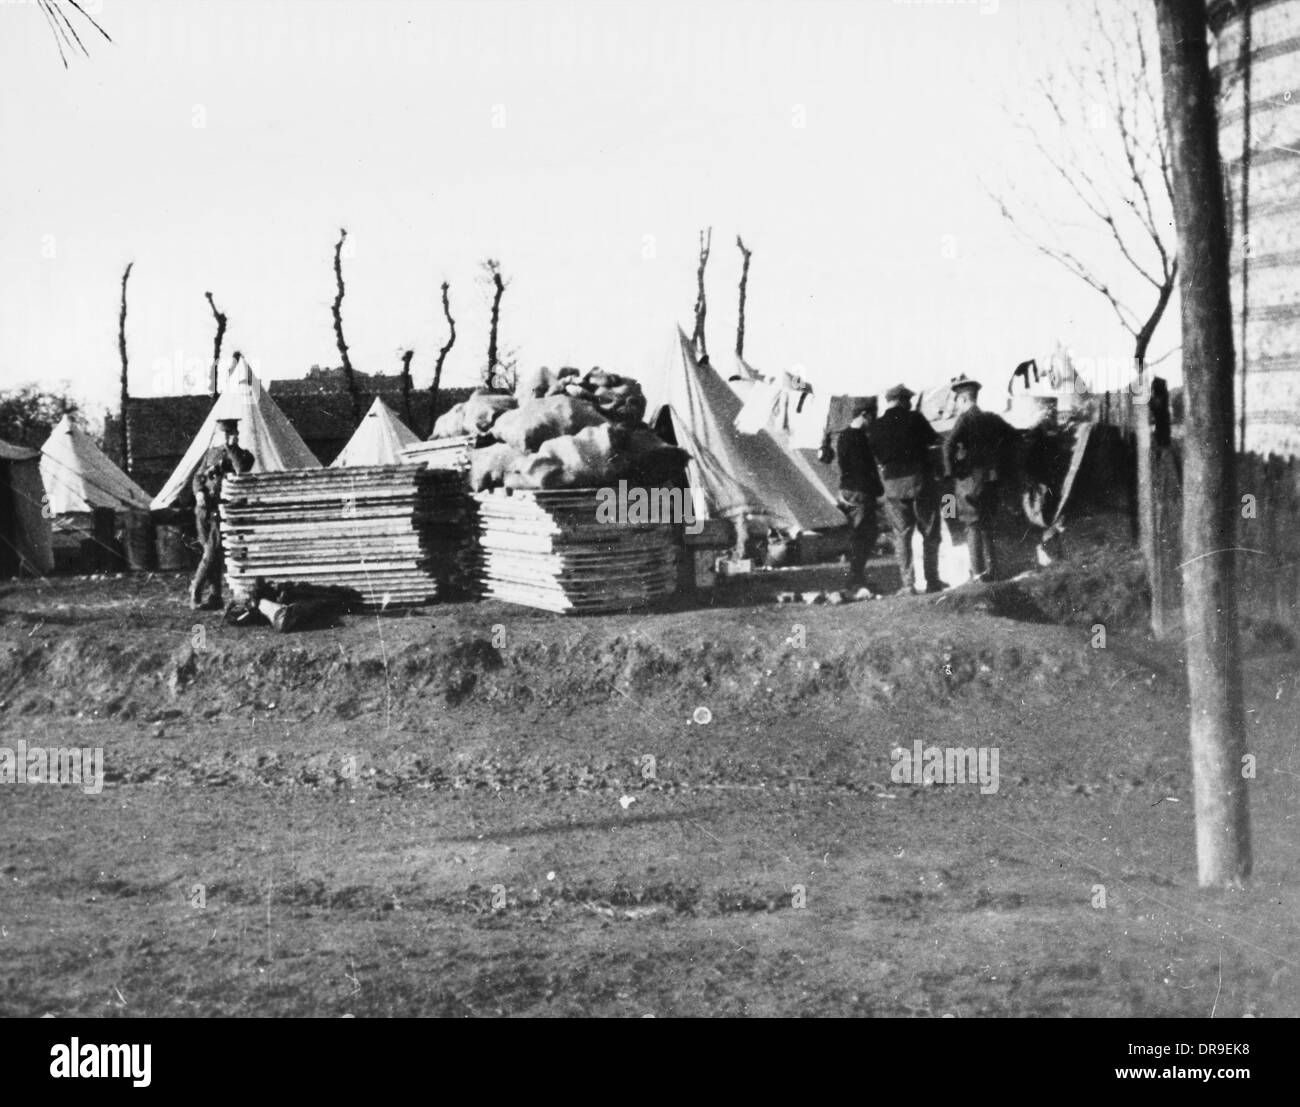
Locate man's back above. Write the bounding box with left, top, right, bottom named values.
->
left=869, top=408, right=938, bottom=478
left=836, top=424, right=883, bottom=497
left=946, top=406, right=1014, bottom=475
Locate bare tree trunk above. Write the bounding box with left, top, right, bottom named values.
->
left=399, top=349, right=414, bottom=428
left=332, top=228, right=362, bottom=425
left=735, top=235, right=752, bottom=359
left=485, top=261, right=505, bottom=390
left=118, top=261, right=133, bottom=469
left=429, top=281, right=456, bottom=437
left=205, top=291, right=227, bottom=398
left=692, top=228, right=712, bottom=363
left=1155, top=0, right=1251, bottom=889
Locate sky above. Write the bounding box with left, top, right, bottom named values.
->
left=0, top=0, right=1175, bottom=424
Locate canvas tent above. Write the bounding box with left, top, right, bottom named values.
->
left=330, top=397, right=419, bottom=468
left=0, top=438, right=53, bottom=576
left=642, top=329, right=845, bottom=533
left=151, top=358, right=321, bottom=509
left=40, top=415, right=151, bottom=517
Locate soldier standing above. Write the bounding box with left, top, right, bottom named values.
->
left=835, top=400, right=884, bottom=597
left=946, top=376, right=1013, bottom=584
left=943, top=377, right=1017, bottom=582
left=190, top=417, right=254, bottom=610
left=869, top=383, right=946, bottom=595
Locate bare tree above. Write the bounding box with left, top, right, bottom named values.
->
left=991, top=0, right=1178, bottom=382
left=481, top=259, right=514, bottom=391
left=332, top=228, right=363, bottom=425
left=37, top=0, right=111, bottom=68
left=1153, top=0, right=1250, bottom=890
left=399, top=349, right=414, bottom=428
left=117, top=262, right=133, bottom=469
left=428, top=280, right=456, bottom=437
left=735, top=235, right=753, bottom=359
left=204, top=292, right=227, bottom=398
left=692, top=227, right=713, bottom=363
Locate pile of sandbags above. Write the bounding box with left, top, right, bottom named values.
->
left=430, top=388, right=518, bottom=439
left=502, top=423, right=689, bottom=492
left=427, top=371, right=684, bottom=493
left=518, top=366, right=647, bottom=425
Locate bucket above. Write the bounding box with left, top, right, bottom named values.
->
left=154, top=523, right=190, bottom=571
left=123, top=509, right=155, bottom=572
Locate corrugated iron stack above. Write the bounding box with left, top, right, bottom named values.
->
left=401, top=435, right=474, bottom=473
left=473, top=488, right=678, bottom=613
left=221, top=464, right=475, bottom=608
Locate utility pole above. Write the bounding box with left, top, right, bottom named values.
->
left=1153, top=0, right=1251, bottom=888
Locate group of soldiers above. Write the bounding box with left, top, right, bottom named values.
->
left=835, top=375, right=1017, bottom=595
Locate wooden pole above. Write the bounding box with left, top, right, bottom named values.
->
left=1154, top=0, right=1251, bottom=888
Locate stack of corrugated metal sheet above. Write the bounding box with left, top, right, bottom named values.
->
left=473, top=488, right=678, bottom=613
left=221, top=464, right=474, bottom=608
left=401, top=435, right=474, bottom=472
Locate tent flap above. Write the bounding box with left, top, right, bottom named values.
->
left=644, top=330, right=845, bottom=533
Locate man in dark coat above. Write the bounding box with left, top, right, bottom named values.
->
left=190, top=417, right=255, bottom=610
left=943, top=377, right=1017, bottom=582
left=835, top=400, right=884, bottom=594
left=869, top=383, right=945, bottom=595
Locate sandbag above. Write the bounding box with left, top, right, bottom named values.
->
left=515, top=365, right=555, bottom=401
left=491, top=394, right=608, bottom=453
left=468, top=442, right=525, bottom=492
left=431, top=404, right=467, bottom=438
left=462, top=389, right=518, bottom=433
left=506, top=454, right=566, bottom=489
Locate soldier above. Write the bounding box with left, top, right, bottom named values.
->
left=943, top=376, right=1017, bottom=582
left=869, top=383, right=946, bottom=595
left=835, top=399, right=884, bottom=597
left=190, top=417, right=254, bottom=610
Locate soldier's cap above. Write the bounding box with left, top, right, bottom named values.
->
left=950, top=375, right=982, bottom=395
left=217, top=418, right=241, bottom=433
left=884, top=383, right=914, bottom=403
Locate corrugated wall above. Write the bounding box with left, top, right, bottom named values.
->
left=1215, top=0, right=1300, bottom=459
left=1144, top=0, right=1300, bottom=636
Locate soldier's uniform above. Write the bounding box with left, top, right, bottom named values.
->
left=190, top=424, right=254, bottom=609
left=943, top=380, right=1016, bottom=582
left=869, top=384, right=944, bottom=594
left=835, top=411, right=884, bottom=589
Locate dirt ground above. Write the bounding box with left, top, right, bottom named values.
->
left=2, top=512, right=1297, bottom=1018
